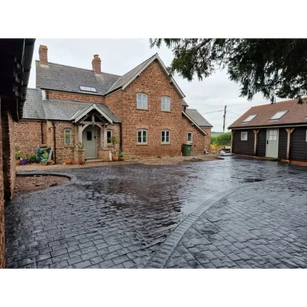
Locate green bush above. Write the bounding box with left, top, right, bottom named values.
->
left=211, top=132, right=231, bottom=146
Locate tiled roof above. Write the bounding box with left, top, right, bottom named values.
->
left=185, top=109, right=213, bottom=127
left=229, top=98, right=307, bottom=129
left=36, top=53, right=185, bottom=98
left=22, top=88, right=121, bottom=123
left=36, top=61, right=120, bottom=95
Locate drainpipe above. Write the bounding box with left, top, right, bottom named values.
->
left=41, top=120, right=44, bottom=144
left=52, top=121, right=57, bottom=164
left=119, top=122, right=123, bottom=152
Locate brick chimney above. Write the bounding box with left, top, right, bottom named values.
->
left=39, top=45, right=48, bottom=66
left=92, top=54, right=101, bottom=74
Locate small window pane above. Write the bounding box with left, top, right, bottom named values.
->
left=143, top=132, right=147, bottom=143
left=187, top=132, right=193, bottom=142
left=64, top=129, right=72, bottom=146
left=241, top=132, right=248, bottom=141
left=87, top=131, right=92, bottom=141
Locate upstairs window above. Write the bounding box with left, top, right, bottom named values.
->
left=161, top=96, right=171, bottom=111
left=64, top=128, right=73, bottom=146
left=136, top=93, right=148, bottom=109
left=79, top=86, right=97, bottom=93
left=161, top=130, right=170, bottom=144
left=187, top=132, right=193, bottom=143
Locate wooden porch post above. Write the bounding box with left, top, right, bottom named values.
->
left=253, top=130, right=260, bottom=156
left=285, top=128, right=295, bottom=161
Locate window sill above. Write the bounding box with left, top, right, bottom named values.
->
left=137, top=143, right=148, bottom=146
left=161, top=143, right=171, bottom=145
left=136, top=108, right=149, bottom=111
left=161, top=110, right=171, bottom=113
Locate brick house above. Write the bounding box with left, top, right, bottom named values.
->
left=0, top=39, right=35, bottom=268
left=15, top=45, right=212, bottom=163
left=229, top=98, right=307, bottom=165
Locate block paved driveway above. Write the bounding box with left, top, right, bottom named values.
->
left=5, top=157, right=307, bottom=268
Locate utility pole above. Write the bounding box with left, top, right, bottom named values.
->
left=222, top=105, right=227, bottom=133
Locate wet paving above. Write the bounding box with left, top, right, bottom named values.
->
left=5, top=157, right=307, bottom=268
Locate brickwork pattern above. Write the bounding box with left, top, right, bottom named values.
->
left=47, top=90, right=105, bottom=104
left=0, top=103, right=5, bottom=268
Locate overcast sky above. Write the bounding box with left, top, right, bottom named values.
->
left=29, top=38, right=273, bottom=132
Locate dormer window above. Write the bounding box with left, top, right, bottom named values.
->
left=243, top=114, right=257, bottom=123
left=270, top=110, right=288, bottom=120
left=79, top=86, right=97, bottom=93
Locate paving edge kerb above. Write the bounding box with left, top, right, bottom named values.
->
left=145, top=174, right=301, bottom=269
left=16, top=171, right=77, bottom=188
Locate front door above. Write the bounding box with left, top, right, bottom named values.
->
left=266, top=129, right=279, bottom=158
left=82, top=126, right=97, bottom=159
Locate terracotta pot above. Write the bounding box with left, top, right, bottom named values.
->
left=112, top=155, right=119, bottom=161
left=16, top=159, right=21, bottom=165
left=41, top=162, right=47, bottom=166
left=64, top=158, right=73, bottom=165
left=118, top=157, right=124, bottom=161
left=78, top=161, right=85, bottom=165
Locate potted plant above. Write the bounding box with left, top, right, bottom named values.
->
left=76, top=142, right=85, bottom=165
left=29, top=154, right=38, bottom=164
left=15, top=146, right=21, bottom=165
left=109, top=136, right=119, bottom=161
left=41, top=151, right=49, bottom=166
left=20, top=154, right=29, bottom=166
left=118, top=152, right=125, bottom=161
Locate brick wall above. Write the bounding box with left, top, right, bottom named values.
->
left=2, top=111, right=16, bottom=200
left=201, top=127, right=212, bottom=153
left=0, top=102, right=5, bottom=268
left=181, top=115, right=209, bottom=154
left=49, top=121, right=75, bottom=164
left=15, top=120, right=44, bottom=157
left=106, top=60, right=185, bottom=158
left=47, top=90, right=105, bottom=104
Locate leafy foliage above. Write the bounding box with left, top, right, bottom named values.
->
left=211, top=132, right=231, bottom=146
left=150, top=39, right=307, bottom=103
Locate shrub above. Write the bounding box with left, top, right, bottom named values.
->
left=211, top=132, right=231, bottom=146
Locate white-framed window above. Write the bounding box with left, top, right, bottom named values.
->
left=136, top=93, right=148, bottom=110
left=268, top=130, right=278, bottom=141
left=64, top=128, right=73, bottom=146
left=137, top=129, right=148, bottom=144
left=161, top=130, right=170, bottom=144
left=187, top=132, right=193, bottom=143
left=161, top=96, right=171, bottom=111
left=107, top=130, right=112, bottom=145
left=241, top=131, right=248, bottom=141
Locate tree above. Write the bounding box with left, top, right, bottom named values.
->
left=150, top=39, right=307, bottom=103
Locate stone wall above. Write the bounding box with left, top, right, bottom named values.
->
left=106, top=60, right=186, bottom=158
left=15, top=120, right=44, bottom=157
left=181, top=115, right=209, bottom=154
